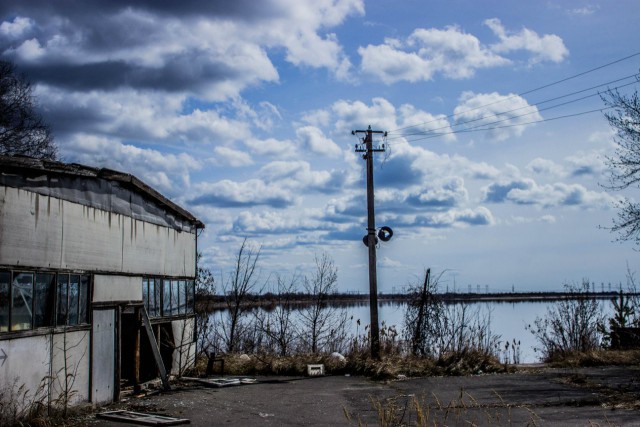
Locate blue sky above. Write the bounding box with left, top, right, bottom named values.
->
left=2, top=0, right=639, bottom=292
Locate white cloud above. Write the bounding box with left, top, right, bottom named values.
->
left=359, top=25, right=509, bottom=83
left=296, top=125, right=343, bottom=157
left=0, top=16, right=34, bottom=38
left=526, top=158, right=565, bottom=176
left=244, top=137, right=297, bottom=158
left=485, top=178, right=618, bottom=209
left=332, top=97, right=398, bottom=134
left=190, top=179, right=297, bottom=208
left=62, top=134, right=200, bottom=196
left=484, top=18, right=569, bottom=65
left=212, top=146, right=254, bottom=167
left=453, top=91, right=542, bottom=141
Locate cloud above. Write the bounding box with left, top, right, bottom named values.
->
left=453, top=91, right=542, bottom=141
left=359, top=25, right=509, bottom=83
left=567, top=6, right=599, bottom=16
left=0, top=16, right=33, bottom=38
left=212, top=147, right=254, bottom=167
left=33, top=86, right=251, bottom=146
left=258, top=160, right=348, bottom=194
left=413, top=207, right=495, bottom=228
left=484, top=178, right=617, bottom=208
left=565, top=150, right=606, bottom=177
left=189, top=179, right=297, bottom=208
left=332, top=97, right=398, bottom=134
left=61, top=134, right=200, bottom=196
left=296, top=125, right=343, bottom=157
left=1, top=0, right=363, bottom=96
left=244, top=137, right=298, bottom=158
left=232, top=210, right=319, bottom=235
left=484, top=18, right=569, bottom=65
left=526, top=158, right=564, bottom=176
left=484, top=179, right=534, bottom=203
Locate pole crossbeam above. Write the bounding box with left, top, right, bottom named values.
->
left=352, top=125, right=386, bottom=360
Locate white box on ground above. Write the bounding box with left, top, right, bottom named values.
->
left=307, top=364, right=325, bottom=376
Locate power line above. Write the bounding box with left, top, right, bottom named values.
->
left=391, top=74, right=638, bottom=139
left=401, top=107, right=610, bottom=144
left=389, top=78, right=638, bottom=141
left=388, top=52, right=640, bottom=134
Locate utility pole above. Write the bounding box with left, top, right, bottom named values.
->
left=353, top=125, right=386, bottom=359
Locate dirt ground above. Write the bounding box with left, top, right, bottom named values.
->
left=75, top=365, right=640, bottom=426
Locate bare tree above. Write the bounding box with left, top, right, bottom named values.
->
left=254, top=273, right=300, bottom=356
left=0, top=61, right=57, bottom=160
left=601, top=85, right=640, bottom=244
left=219, top=239, right=262, bottom=353
left=299, top=253, right=347, bottom=353
left=403, top=269, right=447, bottom=356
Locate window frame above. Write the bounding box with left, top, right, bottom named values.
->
left=0, top=270, right=92, bottom=334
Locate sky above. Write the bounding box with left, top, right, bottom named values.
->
left=1, top=0, right=639, bottom=293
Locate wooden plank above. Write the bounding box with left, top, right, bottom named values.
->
left=140, top=306, right=171, bottom=390
left=97, top=410, right=189, bottom=425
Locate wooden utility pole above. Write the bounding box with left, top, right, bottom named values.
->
left=353, top=125, right=386, bottom=359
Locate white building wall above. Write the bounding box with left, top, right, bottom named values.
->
left=0, top=186, right=196, bottom=277
left=93, top=275, right=141, bottom=302
left=0, top=330, right=90, bottom=407
left=50, top=330, right=91, bottom=405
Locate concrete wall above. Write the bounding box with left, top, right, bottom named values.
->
left=0, top=186, right=196, bottom=277
left=171, top=318, right=196, bottom=375
left=93, top=275, right=141, bottom=302
left=0, top=330, right=90, bottom=407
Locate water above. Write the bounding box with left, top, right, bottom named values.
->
left=209, top=299, right=615, bottom=363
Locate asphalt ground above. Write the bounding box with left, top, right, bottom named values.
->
left=78, top=366, right=640, bottom=426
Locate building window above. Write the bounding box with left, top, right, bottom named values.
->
left=143, top=277, right=194, bottom=317
left=1, top=271, right=11, bottom=332
left=0, top=270, right=91, bottom=333
left=34, top=273, right=56, bottom=328
left=11, top=272, right=34, bottom=331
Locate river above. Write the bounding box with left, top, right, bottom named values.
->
left=207, top=298, right=616, bottom=363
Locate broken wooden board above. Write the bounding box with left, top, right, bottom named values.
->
left=182, top=377, right=257, bottom=388
left=97, top=410, right=189, bottom=425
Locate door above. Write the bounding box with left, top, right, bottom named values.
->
left=91, top=308, right=116, bottom=403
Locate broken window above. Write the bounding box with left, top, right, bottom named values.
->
left=0, top=271, right=90, bottom=333
left=186, top=280, right=195, bottom=313
left=79, top=275, right=89, bottom=324
left=142, top=278, right=160, bottom=317
left=68, top=275, right=80, bottom=325
left=34, top=273, right=55, bottom=328
left=12, top=272, right=34, bottom=331
left=56, top=274, right=68, bottom=325
left=163, top=279, right=171, bottom=316
left=0, top=271, right=10, bottom=332
left=154, top=278, right=161, bottom=317
left=171, top=280, right=179, bottom=316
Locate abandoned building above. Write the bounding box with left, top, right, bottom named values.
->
left=0, top=155, right=204, bottom=405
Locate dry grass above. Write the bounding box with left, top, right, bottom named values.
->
left=345, top=390, right=542, bottom=427
left=545, top=349, right=640, bottom=367
left=190, top=348, right=506, bottom=380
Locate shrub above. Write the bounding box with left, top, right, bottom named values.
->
left=527, top=280, right=605, bottom=361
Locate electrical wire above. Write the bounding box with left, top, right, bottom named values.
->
left=387, top=52, right=640, bottom=135
left=388, top=79, right=639, bottom=141
left=390, top=74, right=639, bottom=139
